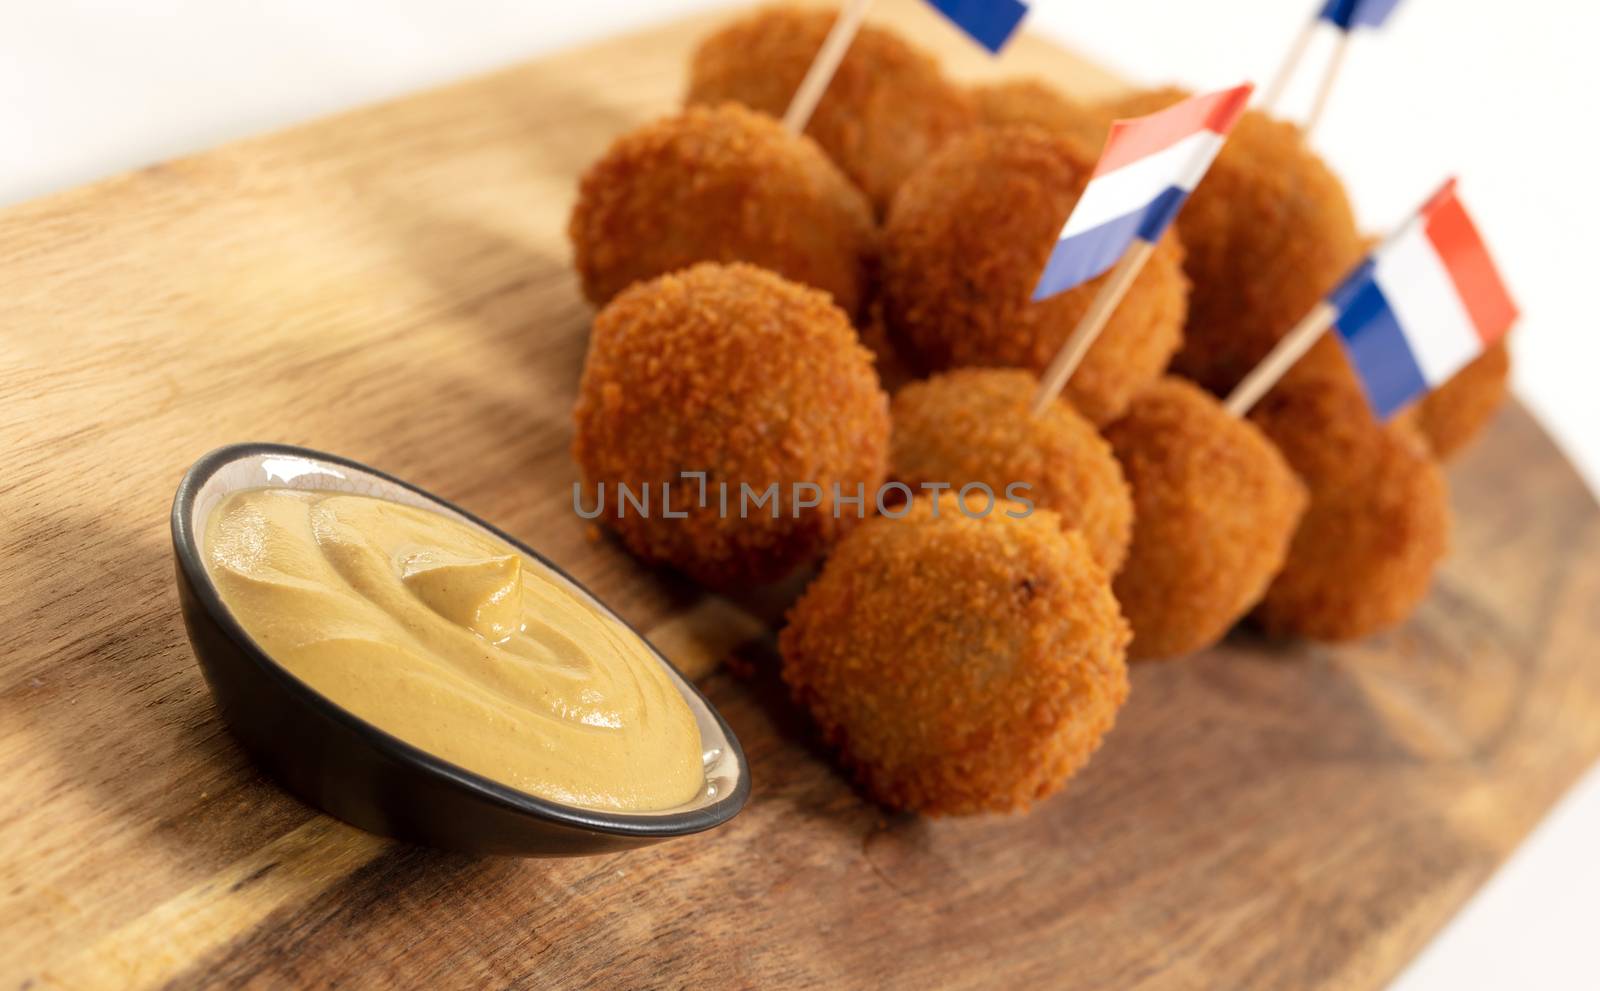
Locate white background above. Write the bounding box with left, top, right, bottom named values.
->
left=5, top=1, right=1597, bottom=987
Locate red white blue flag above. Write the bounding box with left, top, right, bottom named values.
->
left=1032, top=83, right=1253, bottom=300
left=1330, top=179, right=1517, bottom=419
left=924, top=0, right=1030, bottom=53
left=1319, top=0, right=1403, bottom=30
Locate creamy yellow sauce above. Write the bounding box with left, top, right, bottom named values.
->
left=203, top=488, right=705, bottom=812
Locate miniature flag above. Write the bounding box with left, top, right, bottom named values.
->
left=1318, top=0, right=1403, bottom=30
left=924, top=0, right=1030, bottom=53
left=1329, top=179, right=1517, bottom=419
left=1032, top=83, right=1253, bottom=300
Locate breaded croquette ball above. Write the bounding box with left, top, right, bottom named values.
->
left=780, top=496, right=1130, bottom=815
left=569, top=103, right=876, bottom=317
left=970, top=78, right=1106, bottom=147
left=687, top=5, right=976, bottom=214
left=1398, top=340, right=1512, bottom=461
left=881, top=127, right=1188, bottom=425
left=890, top=368, right=1133, bottom=574
left=1104, top=88, right=1363, bottom=396
left=1105, top=378, right=1307, bottom=660
left=573, top=263, right=890, bottom=588
left=1249, top=370, right=1451, bottom=641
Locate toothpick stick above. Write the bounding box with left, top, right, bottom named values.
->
left=783, top=0, right=875, bottom=134
left=1302, top=31, right=1351, bottom=140
left=1262, top=21, right=1316, bottom=113
left=1223, top=301, right=1340, bottom=417
left=1030, top=238, right=1158, bottom=416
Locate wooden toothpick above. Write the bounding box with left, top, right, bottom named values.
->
left=1302, top=31, right=1351, bottom=140
left=783, top=0, right=875, bottom=134
left=1261, top=21, right=1316, bottom=113
left=1222, top=301, right=1340, bottom=418
left=1030, top=238, right=1158, bottom=417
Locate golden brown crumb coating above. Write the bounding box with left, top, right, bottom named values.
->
left=880, top=127, right=1188, bottom=425
left=780, top=496, right=1130, bottom=815
left=970, top=78, right=1107, bottom=147
left=889, top=368, right=1133, bottom=574
left=1397, top=340, right=1512, bottom=461
left=1105, top=378, right=1307, bottom=660
left=1104, top=88, right=1364, bottom=396
left=686, top=5, right=976, bottom=214
left=573, top=263, right=890, bottom=587
left=1248, top=369, right=1451, bottom=641
left=568, top=103, right=876, bottom=317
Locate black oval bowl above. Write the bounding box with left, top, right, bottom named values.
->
left=172, top=443, right=750, bottom=857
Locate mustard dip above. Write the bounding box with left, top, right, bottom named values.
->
left=203, top=488, right=705, bottom=812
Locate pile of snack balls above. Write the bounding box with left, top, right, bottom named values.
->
left=566, top=6, right=1505, bottom=816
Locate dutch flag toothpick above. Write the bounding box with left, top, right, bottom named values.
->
left=1318, top=0, right=1404, bottom=32
left=1328, top=179, right=1518, bottom=419
left=1032, top=84, right=1253, bottom=301
left=924, top=0, right=1031, bottom=53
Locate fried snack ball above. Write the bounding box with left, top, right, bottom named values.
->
left=880, top=127, right=1188, bottom=425
left=889, top=368, right=1133, bottom=574
left=1248, top=370, right=1451, bottom=641
left=1105, top=378, right=1307, bottom=660
left=569, top=103, right=876, bottom=318
left=573, top=262, right=889, bottom=588
left=780, top=496, right=1130, bottom=815
left=1397, top=340, right=1512, bottom=461
left=1103, top=88, right=1364, bottom=396
left=970, top=78, right=1106, bottom=147
left=686, top=5, right=976, bottom=214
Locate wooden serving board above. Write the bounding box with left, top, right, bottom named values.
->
left=2, top=2, right=1597, bottom=988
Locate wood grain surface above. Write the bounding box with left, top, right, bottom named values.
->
left=2, top=2, right=1597, bottom=988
